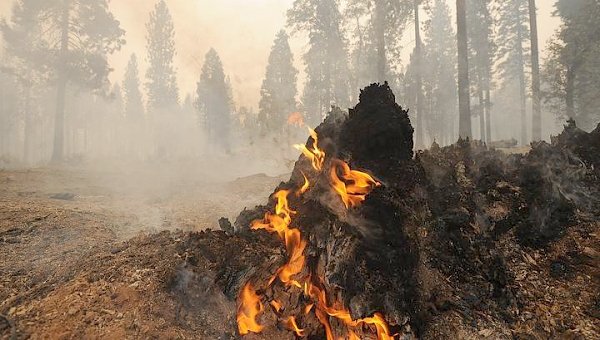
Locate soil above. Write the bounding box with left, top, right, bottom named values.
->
left=0, top=165, right=285, bottom=339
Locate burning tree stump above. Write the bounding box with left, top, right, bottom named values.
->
left=166, top=84, right=599, bottom=339
left=232, top=83, right=423, bottom=339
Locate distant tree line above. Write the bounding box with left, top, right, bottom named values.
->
left=1, top=0, right=599, bottom=166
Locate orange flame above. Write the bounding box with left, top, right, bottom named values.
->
left=270, top=300, right=283, bottom=313
left=238, top=129, right=395, bottom=339
left=288, top=112, right=305, bottom=127
left=251, top=190, right=294, bottom=240
left=284, top=316, right=305, bottom=337
left=348, top=330, right=360, bottom=340
left=361, top=313, right=395, bottom=340
left=297, top=172, right=310, bottom=196
left=251, top=189, right=306, bottom=288
left=294, top=128, right=326, bottom=171
left=330, top=159, right=381, bottom=208
left=276, top=228, right=306, bottom=288
left=237, top=283, right=264, bottom=335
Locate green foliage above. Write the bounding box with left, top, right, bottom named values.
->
left=196, top=48, right=232, bottom=151
left=123, top=54, right=145, bottom=121
left=258, top=30, right=298, bottom=134
left=543, top=0, right=600, bottom=129
left=421, top=0, right=457, bottom=144
left=1, top=0, right=125, bottom=89
left=145, top=0, right=179, bottom=111
left=344, top=0, right=412, bottom=85
left=494, top=0, right=530, bottom=87
left=288, top=0, right=351, bottom=126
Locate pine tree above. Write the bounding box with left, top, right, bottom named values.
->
left=0, top=61, right=19, bottom=160
left=122, top=54, right=145, bottom=157
left=288, top=0, right=351, bottom=126
left=457, top=0, right=472, bottom=139
left=123, top=54, right=144, bottom=121
left=196, top=48, right=232, bottom=152
left=495, top=0, right=530, bottom=145
left=528, top=0, right=542, bottom=141
left=412, top=0, right=425, bottom=148
left=543, top=0, right=600, bottom=131
left=145, top=0, right=179, bottom=112
left=1, top=0, right=124, bottom=162
left=109, top=83, right=124, bottom=154
left=258, top=30, right=298, bottom=134
left=422, top=0, right=457, bottom=146
left=467, top=0, right=494, bottom=143
left=345, top=0, right=412, bottom=84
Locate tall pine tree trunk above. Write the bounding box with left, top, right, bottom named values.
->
left=483, top=4, right=492, bottom=144
left=51, top=0, right=69, bottom=162
left=566, top=66, right=575, bottom=119
left=457, top=0, right=472, bottom=139
left=485, top=86, right=491, bottom=143
left=375, top=0, right=386, bottom=82
left=477, top=71, right=485, bottom=142
left=529, top=0, right=542, bottom=141
left=516, top=24, right=527, bottom=145
left=354, top=17, right=364, bottom=96
left=414, top=0, right=424, bottom=148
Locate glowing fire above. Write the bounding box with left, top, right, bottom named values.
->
left=284, top=316, right=305, bottom=337
left=294, top=128, right=325, bottom=171
left=270, top=299, right=282, bottom=313
left=287, top=112, right=305, bottom=127
left=237, top=283, right=264, bottom=335
left=237, top=129, right=395, bottom=339
left=275, top=228, right=306, bottom=288
left=330, top=159, right=381, bottom=208
left=298, top=172, right=310, bottom=196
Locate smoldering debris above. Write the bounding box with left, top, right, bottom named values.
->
left=2, top=84, right=599, bottom=339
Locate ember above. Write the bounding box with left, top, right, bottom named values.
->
left=288, top=112, right=305, bottom=127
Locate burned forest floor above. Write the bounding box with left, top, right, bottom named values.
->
left=0, top=164, right=286, bottom=339
left=1, top=105, right=600, bottom=338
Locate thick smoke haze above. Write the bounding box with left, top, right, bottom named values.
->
left=0, top=0, right=560, bottom=110
left=2, top=0, right=595, bottom=174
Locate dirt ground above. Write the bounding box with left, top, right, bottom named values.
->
left=0, top=165, right=286, bottom=339
left=0, top=144, right=598, bottom=339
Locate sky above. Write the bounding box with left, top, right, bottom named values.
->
left=0, top=0, right=561, bottom=110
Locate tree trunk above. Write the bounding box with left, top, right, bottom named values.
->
left=485, top=87, right=491, bottom=143
left=375, top=0, right=386, bottom=83
left=516, top=24, right=527, bottom=146
left=483, top=5, right=492, bottom=144
left=529, top=0, right=542, bottom=141
left=414, top=0, right=424, bottom=149
left=456, top=0, right=472, bottom=139
left=566, top=66, right=575, bottom=119
left=477, top=72, right=485, bottom=142
left=354, top=16, right=364, bottom=99
left=51, top=0, right=70, bottom=163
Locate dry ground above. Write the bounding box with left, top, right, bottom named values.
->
left=0, top=165, right=285, bottom=339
